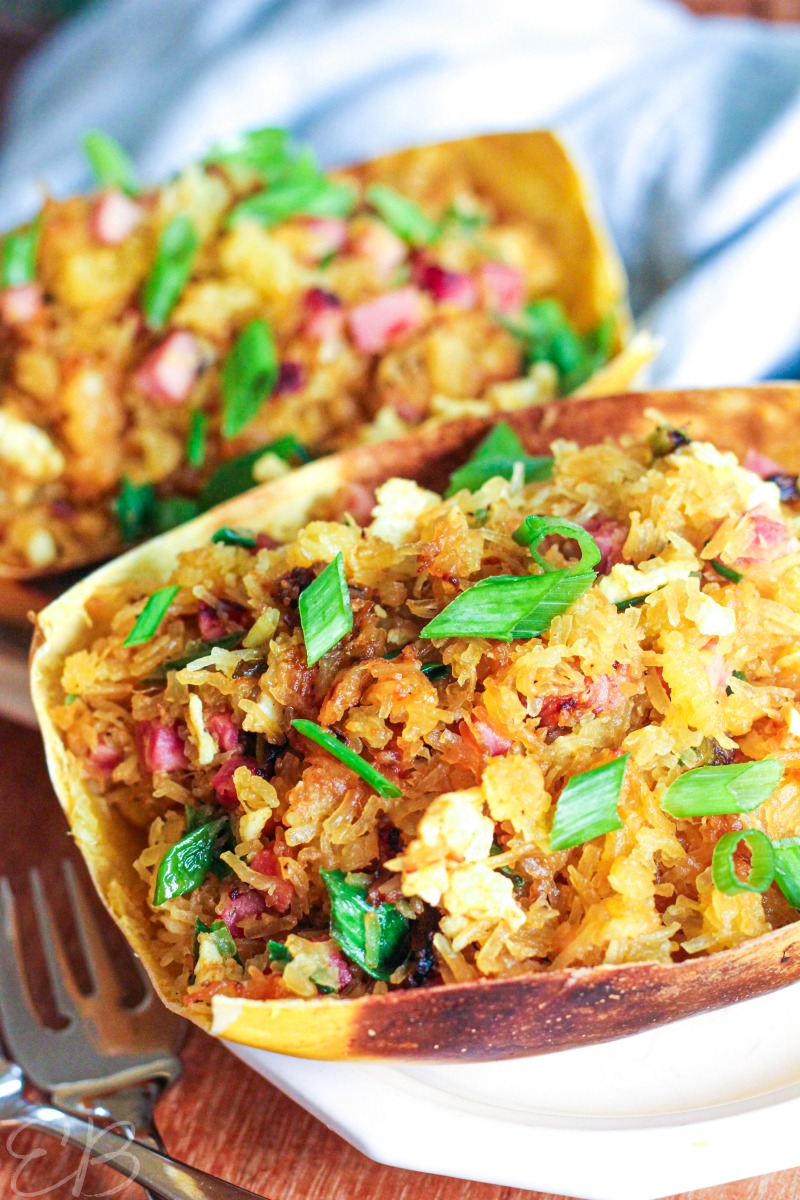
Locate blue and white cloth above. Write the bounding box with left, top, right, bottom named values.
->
left=1, top=0, right=799, bottom=388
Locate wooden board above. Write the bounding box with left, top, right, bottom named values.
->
left=1, top=724, right=800, bottom=1199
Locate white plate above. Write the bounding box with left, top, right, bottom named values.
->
left=0, top=624, right=36, bottom=726
left=227, top=979, right=800, bottom=1200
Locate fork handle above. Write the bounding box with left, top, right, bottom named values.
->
left=12, top=1099, right=266, bottom=1200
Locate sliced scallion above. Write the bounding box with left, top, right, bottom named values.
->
left=291, top=719, right=401, bottom=798
left=211, top=526, right=257, bottom=549
left=142, top=214, right=199, bottom=331
left=513, top=515, right=601, bottom=574
left=711, top=829, right=775, bottom=895
left=123, top=585, right=180, bottom=648
left=321, top=868, right=410, bottom=980
left=199, top=436, right=310, bottom=510
left=772, top=838, right=800, bottom=908
left=660, top=759, right=784, bottom=818
left=115, top=477, right=155, bottom=543
left=205, top=126, right=292, bottom=177
left=267, top=939, right=292, bottom=963
left=153, top=496, right=200, bottom=533
left=421, top=662, right=450, bottom=682
left=711, top=558, right=743, bottom=584
left=154, top=817, right=226, bottom=905
left=298, top=553, right=353, bottom=666
left=504, top=300, right=614, bottom=394
left=186, top=410, right=208, bottom=469
left=445, top=422, right=553, bottom=497
left=419, top=569, right=595, bottom=641
left=1, top=222, right=40, bottom=288
left=228, top=175, right=357, bottom=227
left=221, top=319, right=278, bottom=439
left=549, top=754, right=629, bottom=852
left=366, top=183, right=440, bottom=246
left=82, top=130, right=138, bottom=194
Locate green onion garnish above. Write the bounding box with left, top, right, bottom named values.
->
left=228, top=176, right=357, bottom=227
left=64, top=693, right=78, bottom=706
left=772, top=838, right=800, bottom=908
left=298, top=552, right=353, bottom=666
left=153, top=496, right=200, bottom=534
left=115, top=477, right=155, bottom=543
left=711, top=559, right=743, bottom=584
left=199, top=435, right=310, bottom=510
left=1, top=222, right=40, bottom=288
left=660, top=759, right=784, bottom=817
left=211, top=526, right=257, bottom=549
left=420, top=662, right=450, bottom=682
left=445, top=422, right=553, bottom=497
left=186, top=410, right=208, bottom=469
left=321, top=869, right=410, bottom=981
left=267, top=939, right=292, bottom=963
left=291, top=719, right=401, bottom=798
left=205, top=126, right=292, bottom=177
left=549, top=754, right=629, bottom=851
left=153, top=817, right=226, bottom=905
left=221, top=319, right=278, bottom=439
left=123, top=585, right=180, bottom=648
left=420, top=569, right=595, bottom=641
left=513, top=515, right=601, bottom=574
left=142, top=214, right=199, bottom=331
left=82, top=130, right=138, bottom=194
left=711, top=829, right=775, bottom=895
left=615, top=594, right=651, bottom=611
left=195, top=918, right=242, bottom=965
left=504, top=300, right=614, bottom=394
left=366, top=183, right=440, bottom=246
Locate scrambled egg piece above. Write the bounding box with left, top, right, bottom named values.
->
left=598, top=535, right=700, bottom=605
left=390, top=787, right=493, bottom=906
left=0, top=409, right=64, bottom=484
left=369, top=478, right=440, bottom=548
left=675, top=441, right=781, bottom=512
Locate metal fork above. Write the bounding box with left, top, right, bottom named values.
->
left=0, top=861, right=266, bottom=1200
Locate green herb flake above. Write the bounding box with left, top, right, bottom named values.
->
left=711, top=558, right=743, bottom=584
left=549, top=754, right=629, bottom=852
left=82, top=130, right=138, bottom=194
left=445, top=422, right=553, bottom=497
left=267, top=939, right=293, bottom=963
left=186, top=410, right=208, bottom=469
left=321, top=869, right=410, bottom=981
left=660, top=759, right=784, bottom=818
left=1, top=222, right=40, bottom=289
left=141, top=214, right=200, bottom=331
left=221, top=319, right=278, bottom=439
left=298, top=553, right=353, bottom=666
left=211, top=526, right=258, bottom=549
left=366, top=183, right=440, bottom=246
left=154, top=817, right=226, bottom=905
left=292, top=719, right=401, bottom=798
left=115, top=477, right=155, bottom=543
left=123, top=585, right=181, bottom=648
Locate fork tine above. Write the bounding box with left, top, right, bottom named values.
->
left=61, top=859, right=123, bottom=1003
left=0, top=876, right=50, bottom=1058
left=28, top=868, right=81, bottom=1024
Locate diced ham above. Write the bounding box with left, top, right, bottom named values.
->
left=219, top=887, right=267, bottom=938
left=251, top=847, right=295, bottom=913
left=470, top=709, right=513, bottom=756
left=743, top=449, right=786, bottom=479
left=137, top=721, right=187, bottom=773
left=0, top=283, right=42, bottom=326
left=478, top=261, right=525, bottom=313
left=582, top=515, right=627, bottom=575
left=210, top=755, right=261, bottom=809
left=207, top=712, right=241, bottom=752
left=328, top=945, right=354, bottom=991
left=538, top=672, right=624, bottom=729
left=703, top=649, right=731, bottom=693
left=88, top=741, right=123, bottom=774
left=303, top=216, right=348, bottom=261
left=334, top=481, right=375, bottom=526
left=582, top=674, right=625, bottom=713
left=134, top=331, right=205, bottom=405
left=197, top=598, right=250, bottom=642
left=348, top=286, right=426, bottom=354
left=738, top=509, right=798, bottom=564
left=350, top=220, right=406, bottom=279
left=256, top=532, right=282, bottom=551
left=303, top=287, right=345, bottom=341
left=412, top=258, right=477, bottom=308
left=274, top=361, right=305, bottom=396
left=90, top=189, right=143, bottom=246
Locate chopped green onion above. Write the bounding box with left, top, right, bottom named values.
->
left=444, top=203, right=489, bottom=232
left=205, top=126, right=292, bottom=176
left=772, top=838, right=800, bottom=908
left=153, top=496, right=200, bottom=534
left=267, top=939, right=292, bottom=963
left=615, top=594, right=652, bottom=611
left=291, top=719, right=401, bottom=798
left=199, top=435, right=310, bottom=510
left=115, top=477, right=155, bottom=543
left=298, top=553, right=353, bottom=666
left=186, top=410, right=208, bottom=469
left=64, top=693, right=78, bottom=706
left=211, top=526, right=257, bottom=549
left=154, top=817, right=226, bottom=905
left=228, top=176, right=357, bottom=227
left=1, top=222, right=40, bottom=288
left=321, top=869, right=410, bottom=981
left=489, top=841, right=525, bottom=890
left=549, top=754, right=629, bottom=852
left=420, top=569, right=595, bottom=641
left=366, top=183, right=440, bottom=246
left=142, top=214, right=199, bottom=331
left=504, top=300, right=614, bottom=394
left=711, top=829, right=775, bottom=895
left=513, top=515, right=601, bottom=574
left=195, top=918, right=242, bottom=965
left=660, top=759, right=784, bottom=818
left=221, top=319, right=278, bottom=439
left=82, top=130, right=138, bottom=194
left=711, top=559, right=743, bottom=584
left=421, top=662, right=450, bottom=682
left=445, top=422, right=553, bottom=497
left=123, top=585, right=180, bottom=648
